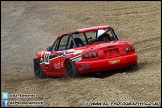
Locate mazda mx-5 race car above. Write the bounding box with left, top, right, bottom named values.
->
left=33, top=25, right=137, bottom=78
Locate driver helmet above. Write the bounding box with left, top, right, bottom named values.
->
left=97, top=30, right=105, bottom=37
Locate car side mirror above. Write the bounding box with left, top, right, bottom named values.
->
left=47, top=46, right=52, bottom=51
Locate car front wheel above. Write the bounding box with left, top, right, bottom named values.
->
left=34, top=59, right=46, bottom=79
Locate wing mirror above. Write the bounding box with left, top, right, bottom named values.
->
left=47, top=46, right=52, bottom=51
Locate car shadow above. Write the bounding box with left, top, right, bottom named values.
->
left=80, top=65, right=140, bottom=79
left=47, top=62, right=146, bottom=79
left=46, top=68, right=137, bottom=79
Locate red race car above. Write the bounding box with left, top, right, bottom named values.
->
left=33, top=25, right=137, bottom=78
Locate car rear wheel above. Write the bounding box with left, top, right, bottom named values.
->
left=34, top=59, right=46, bottom=79
left=65, top=59, right=81, bottom=77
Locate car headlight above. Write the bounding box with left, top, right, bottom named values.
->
left=40, top=58, right=44, bottom=62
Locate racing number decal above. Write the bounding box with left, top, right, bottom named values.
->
left=44, top=52, right=51, bottom=64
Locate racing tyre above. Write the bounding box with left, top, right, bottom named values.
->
left=65, top=59, right=81, bottom=77
left=34, top=59, right=46, bottom=79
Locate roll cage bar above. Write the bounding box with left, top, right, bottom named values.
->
left=51, top=27, right=119, bottom=51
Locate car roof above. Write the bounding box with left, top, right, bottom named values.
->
left=58, top=25, right=110, bottom=38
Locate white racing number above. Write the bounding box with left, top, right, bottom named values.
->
left=44, top=52, right=51, bottom=64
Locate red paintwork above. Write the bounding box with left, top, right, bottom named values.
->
left=34, top=25, right=137, bottom=77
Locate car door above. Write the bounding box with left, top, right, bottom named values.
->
left=47, top=34, right=69, bottom=76
left=43, top=38, right=60, bottom=75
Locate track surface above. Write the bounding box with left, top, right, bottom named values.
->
left=1, top=1, right=161, bottom=107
